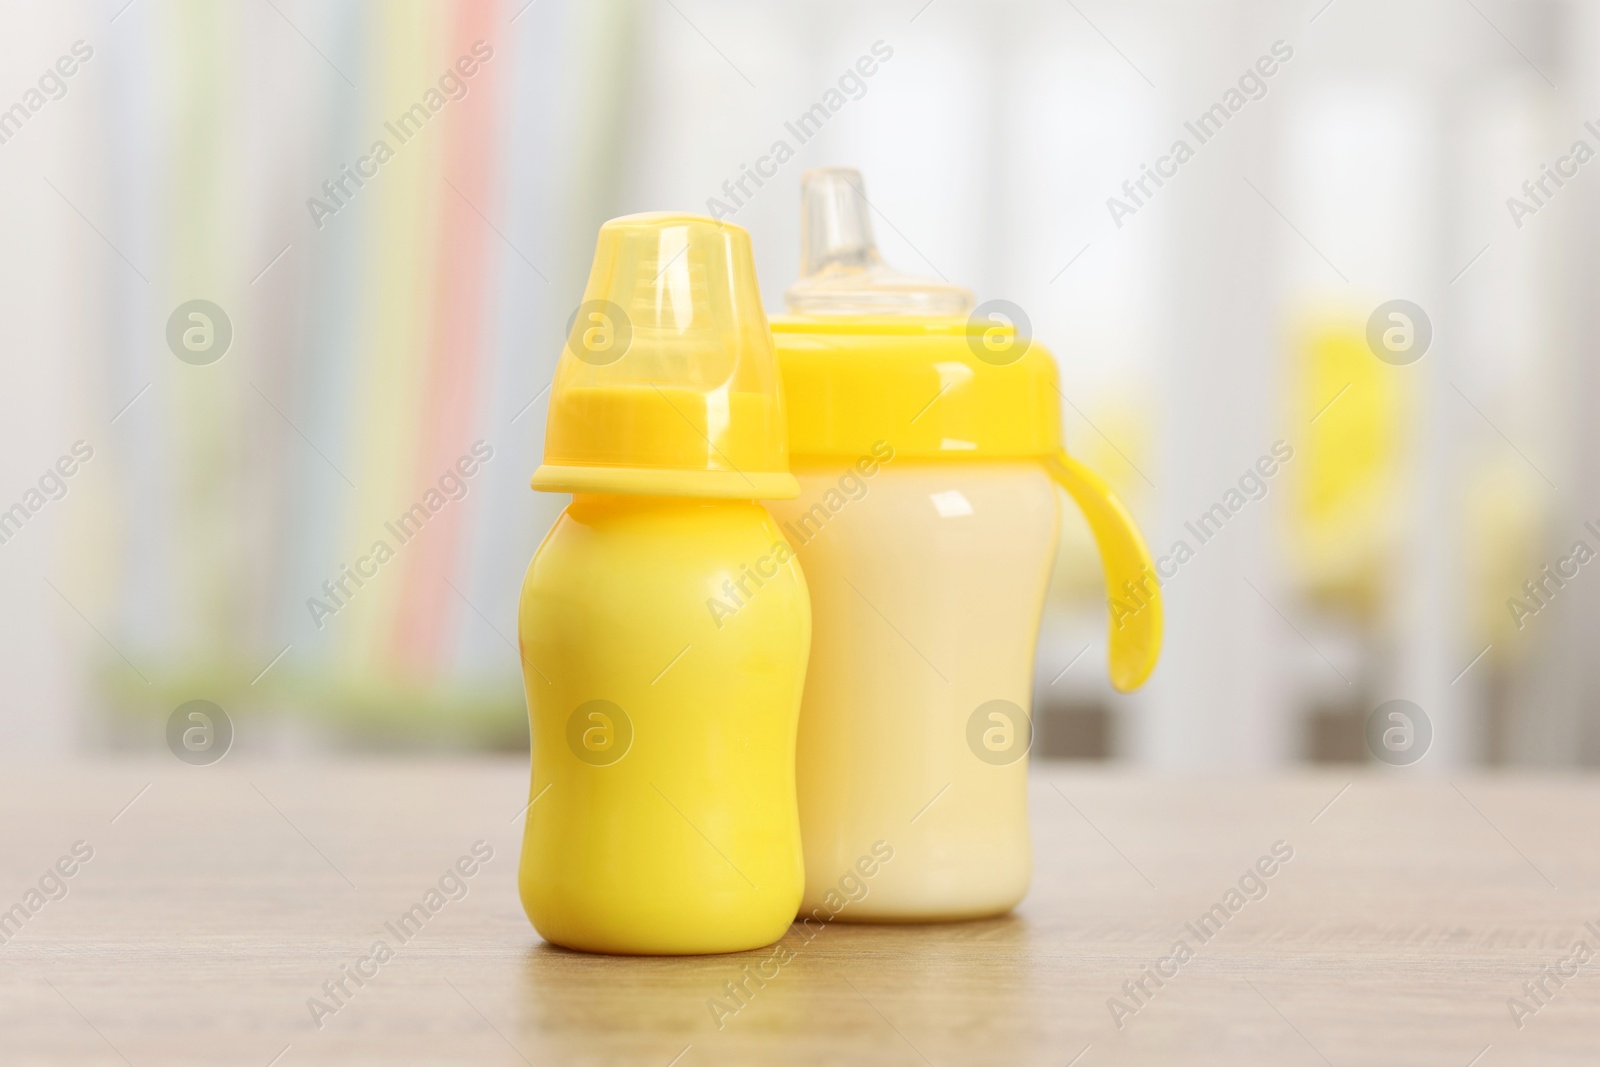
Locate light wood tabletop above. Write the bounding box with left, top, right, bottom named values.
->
left=1, top=758, right=1596, bottom=1066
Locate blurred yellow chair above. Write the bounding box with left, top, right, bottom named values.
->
left=1286, top=315, right=1546, bottom=654
left=1287, top=317, right=1408, bottom=621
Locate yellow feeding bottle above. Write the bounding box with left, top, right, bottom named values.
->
left=518, top=213, right=809, bottom=954
left=769, top=169, right=1162, bottom=922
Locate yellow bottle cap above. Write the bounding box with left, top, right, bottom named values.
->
left=532, top=213, right=799, bottom=500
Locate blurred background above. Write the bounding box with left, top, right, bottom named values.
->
left=2, top=0, right=1595, bottom=767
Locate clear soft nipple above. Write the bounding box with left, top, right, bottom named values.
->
left=784, top=167, right=974, bottom=316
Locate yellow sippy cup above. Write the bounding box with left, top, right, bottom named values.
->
left=768, top=168, right=1162, bottom=922
left=517, top=213, right=810, bottom=954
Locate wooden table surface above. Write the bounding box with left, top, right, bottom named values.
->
left=1, top=758, right=1597, bottom=1066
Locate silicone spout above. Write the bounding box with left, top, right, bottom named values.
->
left=798, top=167, right=883, bottom=276
left=1046, top=451, right=1162, bottom=691
left=785, top=168, right=974, bottom=316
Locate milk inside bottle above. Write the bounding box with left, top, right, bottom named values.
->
left=768, top=169, right=1162, bottom=921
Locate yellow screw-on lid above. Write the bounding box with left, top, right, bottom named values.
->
left=771, top=314, right=1060, bottom=461
left=773, top=170, right=1163, bottom=692
left=532, top=212, right=799, bottom=500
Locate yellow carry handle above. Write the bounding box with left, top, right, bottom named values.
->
left=1045, top=450, right=1162, bottom=692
